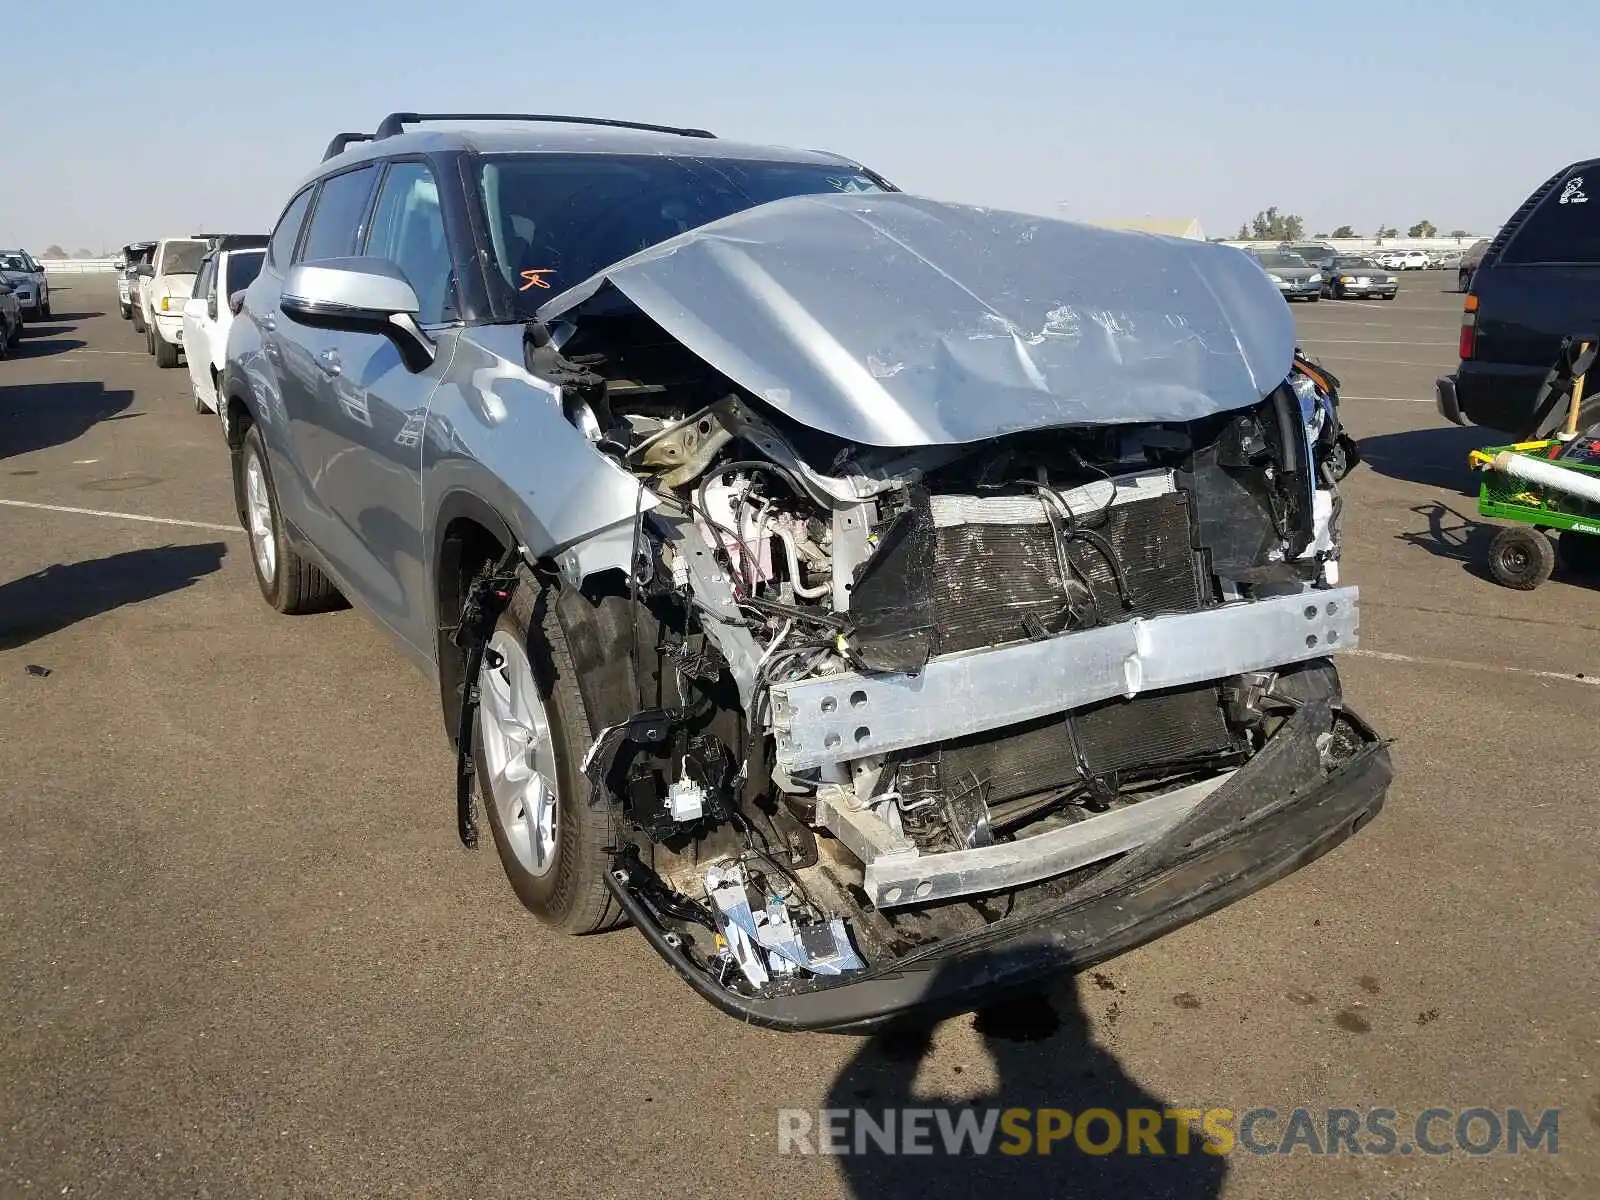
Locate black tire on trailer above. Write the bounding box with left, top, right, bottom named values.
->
left=1556, top=531, right=1600, bottom=576
left=473, top=565, right=623, bottom=935
left=238, top=424, right=342, bottom=615
left=1487, top=525, right=1555, bottom=590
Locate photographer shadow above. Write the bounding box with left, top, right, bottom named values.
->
left=824, top=973, right=1227, bottom=1199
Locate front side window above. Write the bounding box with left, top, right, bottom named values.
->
left=300, top=165, right=380, bottom=263
left=191, top=256, right=216, bottom=300
left=363, top=161, right=453, bottom=325
left=269, top=188, right=314, bottom=269
left=476, top=153, right=888, bottom=315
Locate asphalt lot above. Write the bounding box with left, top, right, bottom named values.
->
left=2, top=274, right=1597, bottom=1199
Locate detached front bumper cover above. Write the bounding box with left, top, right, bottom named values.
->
left=608, top=698, right=1391, bottom=1032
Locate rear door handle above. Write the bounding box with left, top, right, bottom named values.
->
left=317, top=349, right=342, bottom=377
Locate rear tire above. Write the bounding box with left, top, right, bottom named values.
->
left=474, top=566, right=623, bottom=935
left=1488, top=526, right=1555, bottom=590
left=238, top=425, right=342, bottom=614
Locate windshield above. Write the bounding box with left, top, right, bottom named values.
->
left=477, top=153, right=888, bottom=314
left=1258, top=251, right=1308, bottom=268
left=161, top=240, right=208, bottom=276
left=1333, top=257, right=1378, bottom=269
left=0, top=255, right=27, bottom=273
left=1289, top=246, right=1329, bottom=259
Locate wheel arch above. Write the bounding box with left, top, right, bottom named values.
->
left=430, top=488, right=645, bottom=749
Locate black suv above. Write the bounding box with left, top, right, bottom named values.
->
left=1437, top=158, right=1600, bottom=436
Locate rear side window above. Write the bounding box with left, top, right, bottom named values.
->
left=225, top=250, right=265, bottom=295
left=268, top=187, right=313, bottom=269
left=1502, top=168, right=1599, bottom=265
left=300, top=166, right=380, bottom=263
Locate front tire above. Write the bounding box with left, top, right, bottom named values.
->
left=131, top=307, right=146, bottom=333
left=474, top=567, right=622, bottom=935
left=1488, top=526, right=1555, bottom=590
left=154, top=331, right=180, bottom=368
left=119, top=302, right=131, bottom=319
left=238, top=425, right=341, bottom=614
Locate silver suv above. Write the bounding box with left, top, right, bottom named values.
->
left=223, top=111, right=1390, bottom=1031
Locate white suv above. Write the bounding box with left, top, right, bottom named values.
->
left=138, top=237, right=209, bottom=367
left=182, top=235, right=267, bottom=418
left=1391, top=249, right=1430, bottom=270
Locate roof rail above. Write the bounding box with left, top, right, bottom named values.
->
left=192, top=232, right=271, bottom=252
left=371, top=111, right=716, bottom=141
left=323, top=131, right=375, bottom=161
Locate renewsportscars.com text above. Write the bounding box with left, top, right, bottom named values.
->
left=777, top=1105, right=1561, bottom=1158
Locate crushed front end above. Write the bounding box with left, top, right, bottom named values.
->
left=523, top=196, right=1391, bottom=1030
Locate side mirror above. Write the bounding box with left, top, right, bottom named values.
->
left=280, top=257, right=434, bottom=372
left=228, top=290, right=247, bottom=317
left=136, top=264, right=154, bottom=278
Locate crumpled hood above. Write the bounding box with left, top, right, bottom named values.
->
left=540, top=192, right=1296, bottom=447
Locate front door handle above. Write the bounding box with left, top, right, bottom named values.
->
left=262, top=313, right=276, bottom=332
left=317, top=349, right=342, bottom=377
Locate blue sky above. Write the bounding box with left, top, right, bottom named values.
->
left=2, top=0, right=1588, bottom=250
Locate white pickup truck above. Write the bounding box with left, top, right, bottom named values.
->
left=138, top=237, right=209, bottom=368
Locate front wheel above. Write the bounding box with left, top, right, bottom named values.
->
left=238, top=425, right=341, bottom=614
left=474, top=567, right=622, bottom=935
left=1487, top=526, right=1555, bottom=590
left=119, top=303, right=131, bottom=319
left=154, top=331, right=180, bottom=368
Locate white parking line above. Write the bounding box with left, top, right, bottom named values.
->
left=1298, top=338, right=1457, bottom=347
left=1349, top=648, right=1600, bottom=687
left=69, top=349, right=147, bottom=356
left=0, top=498, right=240, bottom=534
left=1331, top=401, right=1433, bottom=412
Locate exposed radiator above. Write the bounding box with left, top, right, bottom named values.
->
left=932, top=490, right=1204, bottom=654
left=920, top=683, right=1240, bottom=806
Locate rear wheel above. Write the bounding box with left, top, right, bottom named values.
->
left=239, top=425, right=341, bottom=614
left=474, top=567, right=622, bottom=935
left=1487, top=526, right=1555, bottom=590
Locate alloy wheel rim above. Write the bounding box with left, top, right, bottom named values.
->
left=244, top=451, right=277, bottom=583
left=478, top=632, right=560, bottom=877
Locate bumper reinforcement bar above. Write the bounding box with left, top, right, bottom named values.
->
left=770, top=587, right=1360, bottom=771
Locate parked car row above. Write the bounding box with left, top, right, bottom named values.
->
left=114, top=234, right=267, bottom=388
left=175, top=110, right=1387, bottom=1031
left=1246, top=244, right=1401, bottom=302
left=0, top=248, right=48, bottom=359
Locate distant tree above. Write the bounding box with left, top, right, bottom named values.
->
left=1449, top=228, right=1470, bottom=239
left=1374, top=226, right=1399, bottom=242
left=42, top=244, right=66, bottom=258
left=1244, top=207, right=1304, bottom=241
left=1408, top=219, right=1438, bottom=238
left=1237, top=222, right=1250, bottom=239
left=1331, top=225, right=1356, bottom=239
left=73, top=248, right=95, bottom=258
